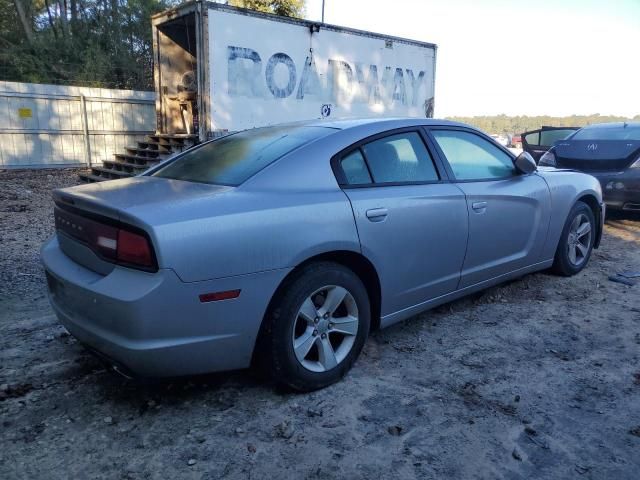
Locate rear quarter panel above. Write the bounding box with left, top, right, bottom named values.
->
left=145, top=188, right=360, bottom=282
left=537, top=168, right=603, bottom=260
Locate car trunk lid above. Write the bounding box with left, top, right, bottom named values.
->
left=554, top=140, right=640, bottom=172
left=54, top=176, right=233, bottom=217
left=52, top=176, right=234, bottom=273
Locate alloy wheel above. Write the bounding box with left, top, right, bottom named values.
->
left=292, top=285, right=359, bottom=373
left=566, top=213, right=592, bottom=266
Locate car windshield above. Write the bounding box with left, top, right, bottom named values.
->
left=571, top=124, right=640, bottom=141
left=152, top=125, right=334, bottom=186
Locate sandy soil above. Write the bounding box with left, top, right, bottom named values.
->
left=1, top=169, right=639, bottom=479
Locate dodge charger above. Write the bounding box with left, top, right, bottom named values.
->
left=41, top=119, right=604, bottom=390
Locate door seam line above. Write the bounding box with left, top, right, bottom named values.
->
left=340, top=189, right=364, bottom=254
left=454, top=183, right=470, bottom=291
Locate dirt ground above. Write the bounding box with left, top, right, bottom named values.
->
left=1, top=169, right=639, bottom=479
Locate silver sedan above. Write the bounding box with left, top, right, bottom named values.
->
left=41, top=118, right=604, bottom=390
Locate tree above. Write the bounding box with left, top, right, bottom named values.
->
left=1, top=0, right=180, bottom=90
left=445, top=114, right=639, bottom=135
left=229, top=0, right=304, bottom=18
left=12, top=0, right=34, bottom=44
left=0, top=0, right=306, bottom=89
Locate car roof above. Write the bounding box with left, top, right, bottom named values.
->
left=581, top=122, right=640, bottom=130
left=299, top=117, right=470, bottom=130
left=239, top=116, right=510, bottom=190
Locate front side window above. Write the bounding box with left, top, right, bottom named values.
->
left=432, top=130, right=515, bottom=181
left=152, top=125, right=334, bottom=186
left=361, top=132, right=439, bottom=183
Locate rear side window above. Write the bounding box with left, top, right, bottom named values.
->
left=361, top=132, right=439, bottom=183
left=523, top=131, right=540, bottom=146
left=432, top=130, right=515, bottom=181
left=341, top=150, right=372, bottom=185
left=152, top=125, right=333, bottom=186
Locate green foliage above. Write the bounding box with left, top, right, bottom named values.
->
left=446, top=114, right=640, bottom=135
left=1, top=0, right=304, bottom=89
left=229, top=0, right=305, bottom=18
left=1, top=0, right=179, bottom=90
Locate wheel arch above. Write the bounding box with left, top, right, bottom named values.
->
left=576, top=193, right=603, bottom=248
left=278, top=250, right=381, bottom=330
left=251, top=250, right=382, bottom=365
left=251, top=249, right=382, bottom=367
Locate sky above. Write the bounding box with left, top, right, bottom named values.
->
left=305, top=0, right=640, bottom=118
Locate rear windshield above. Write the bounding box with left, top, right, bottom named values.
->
left=572, top=125, right=640, bottom=141
left=152, top=125, right=334, bottom=186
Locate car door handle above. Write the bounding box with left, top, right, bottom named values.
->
left=472, top=201, right=487, bottom=212
left=366, top=208, right=388, bottom=222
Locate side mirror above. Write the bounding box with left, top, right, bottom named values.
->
left=515, top=151, right=537, bottom=174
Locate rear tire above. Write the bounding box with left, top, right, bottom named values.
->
left=551, top=201, right=595, bottom=276
left=258, top=262, right=370, bottom=391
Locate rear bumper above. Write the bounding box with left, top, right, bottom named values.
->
left=41, top=236, right=289, bottom=377
left=590, top=170, right=640, bottom=211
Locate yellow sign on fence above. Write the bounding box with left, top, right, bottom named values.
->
left=18, top=108, right=33, bottom=119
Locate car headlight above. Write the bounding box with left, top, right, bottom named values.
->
left=539, top=150, right=556, bottom=167
left=630, top=156, right=640, bottom=168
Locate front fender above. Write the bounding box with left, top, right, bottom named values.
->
left=537, top=169, right=604, bottom=259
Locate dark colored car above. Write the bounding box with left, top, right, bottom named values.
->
left=521, top=126, right=579, bottom=162
left=538, top=122, right=640, bottom=211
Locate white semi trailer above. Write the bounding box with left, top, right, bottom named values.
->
left=152, top=1, right=437, bottom=139
left=81, top=1, right=437, bottom=181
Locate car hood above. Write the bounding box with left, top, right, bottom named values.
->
left=53, top=176, right=234, bottom=226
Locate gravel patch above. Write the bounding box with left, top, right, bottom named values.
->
left=1, top=168, right=639, bottom=479
left=0, top=168, right=83, bottom=298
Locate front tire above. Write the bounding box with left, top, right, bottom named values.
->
left=551, top=201, right=595, bottom=276
left=259, top=262, right=370, bottom=391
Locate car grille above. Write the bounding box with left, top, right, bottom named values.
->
left=556, top=157, right=632, bottom=172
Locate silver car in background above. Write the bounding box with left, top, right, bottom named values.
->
left=41, top=119, right=604, bottom=390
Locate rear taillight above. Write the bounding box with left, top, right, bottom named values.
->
left=92, top=223, right=119, bottom=261
left=117, top=229, right=155, bottom=268
left=55, top=205, right=157, bottom=271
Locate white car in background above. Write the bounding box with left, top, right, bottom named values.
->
left=490, top=134, right=510, bottom=147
